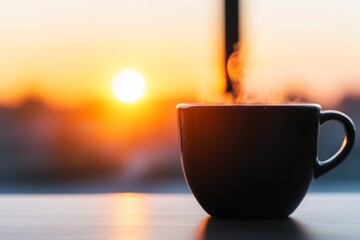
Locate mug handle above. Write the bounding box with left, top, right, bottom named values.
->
left=315, top=110, right=356, bottom=178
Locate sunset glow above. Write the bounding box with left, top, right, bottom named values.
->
left=113, top=70, right=146, bottom=103
left=0, top=1, right=359, bottom=108
left=0, top=0, right=359, bottom=194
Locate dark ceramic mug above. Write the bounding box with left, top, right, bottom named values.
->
left=177, top=103, right=355, bottom=219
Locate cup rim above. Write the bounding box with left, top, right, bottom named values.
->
left=176, top=103, right=321, bottom=109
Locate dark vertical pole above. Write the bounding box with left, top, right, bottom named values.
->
left=225, top=0, right=240, bottom=93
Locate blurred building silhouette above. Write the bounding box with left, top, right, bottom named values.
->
left=0, top=97, right=123, bottom=181
left=0, top=96, right=183, bottom=184
left=0, top=95, right=358, bottom=191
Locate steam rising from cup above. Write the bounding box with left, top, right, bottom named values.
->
left=224, top=43, right=306, bottom=104
left=227, top=43, right=244, bottom=103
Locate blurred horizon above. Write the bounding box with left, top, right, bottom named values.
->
left=1, top=94, right=359, bottom=193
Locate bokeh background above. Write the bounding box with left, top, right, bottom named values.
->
left=0, top=0, right=359, bottom=193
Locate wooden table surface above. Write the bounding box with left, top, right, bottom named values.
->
left=0, top=193, right=359, bottom=240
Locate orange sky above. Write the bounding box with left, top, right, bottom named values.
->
left=243, top=0, right=360, bottom=106
left=0, top=0, right=224, bottom=108
left=1, top=0, right=360, bottom=108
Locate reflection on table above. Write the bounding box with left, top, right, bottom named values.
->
left=0, top=193, right=360, bottom=240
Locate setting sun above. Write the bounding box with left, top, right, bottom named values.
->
left=113, top=70, right=146, bottom=103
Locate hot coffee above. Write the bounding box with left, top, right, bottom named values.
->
left=177, top=103, right=355, bottom=218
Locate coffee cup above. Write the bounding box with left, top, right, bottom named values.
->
left=177, top=103, right=355, bottom=218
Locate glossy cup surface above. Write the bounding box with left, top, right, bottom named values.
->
left=178, top=104, right=333, bottom=218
